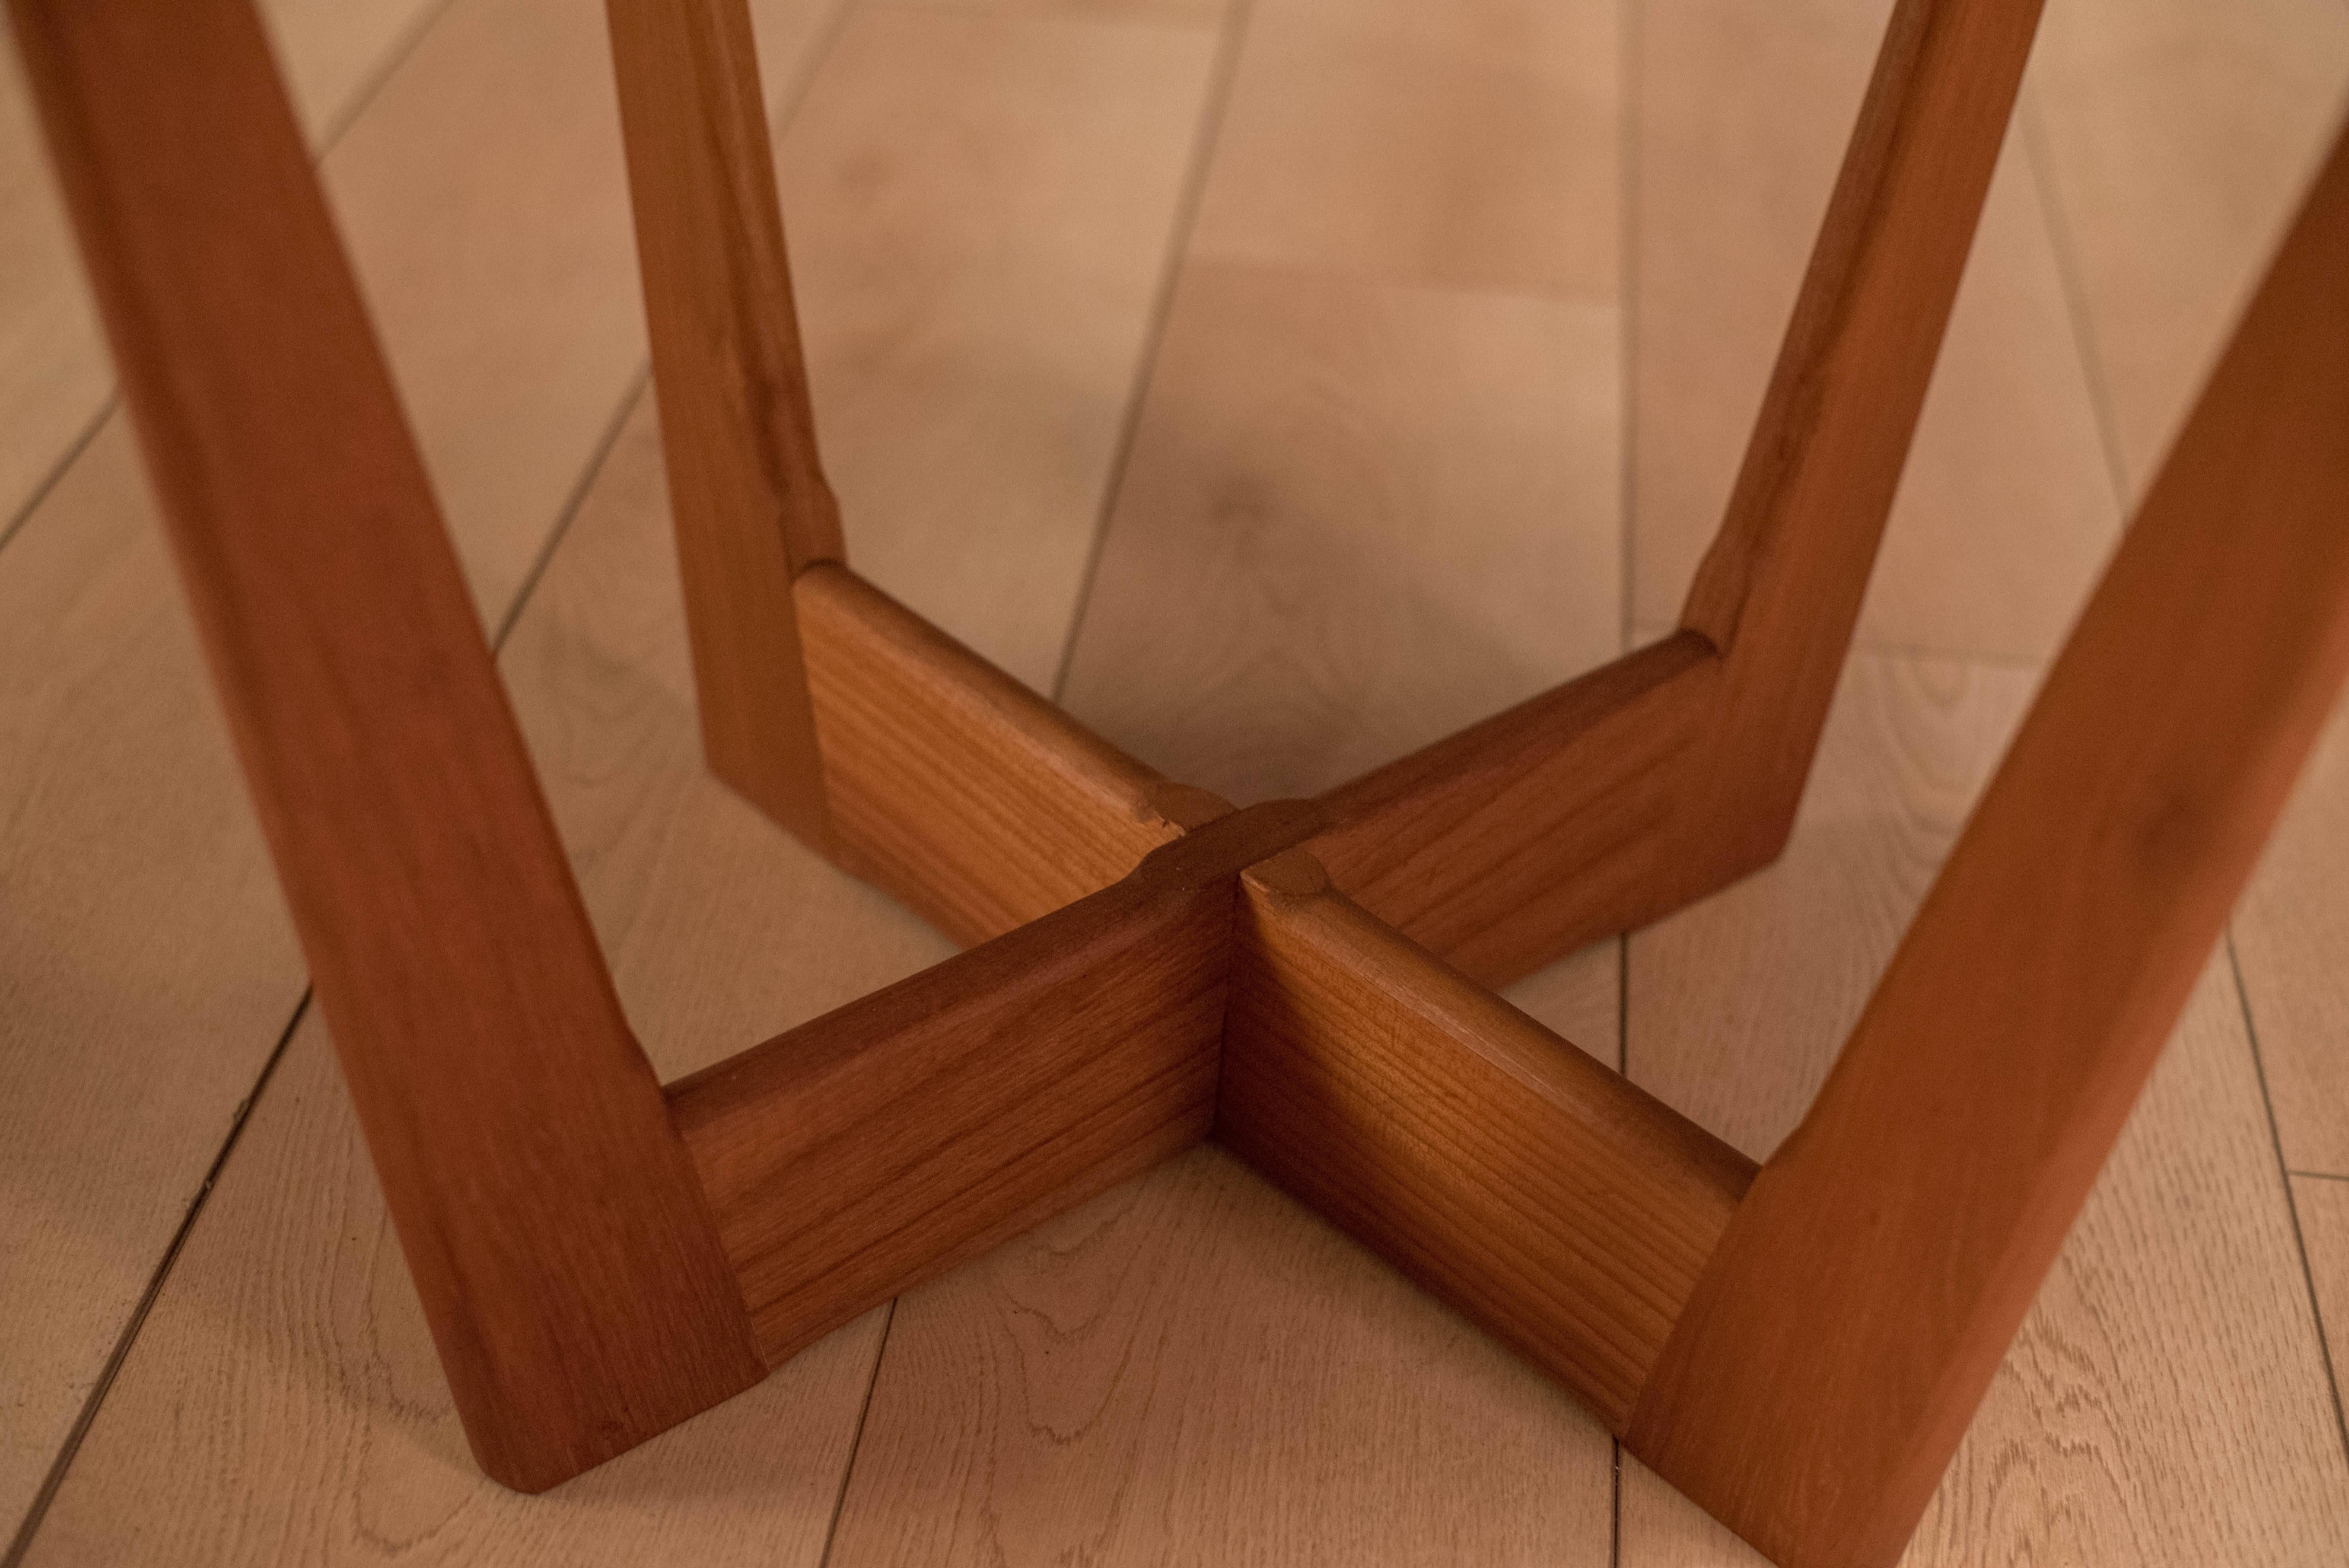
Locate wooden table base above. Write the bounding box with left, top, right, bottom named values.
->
left=18, top=0, right=2349, bottom=1563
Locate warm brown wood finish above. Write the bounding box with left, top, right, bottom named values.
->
left=1308, top=0, right=2047, bottom=988
left=23, top=0, right=2345, bottom=1556
left=1674, top=0, right=2045, bottom=876
left=1310, top=632, right=1717, bottom=985
left=1627, top=121, right=2349, bottom=1568
left=605, top=0, right=840, bottom=845
left=671, top=800, right=1325, bottom=1364
left=1217, top=850, right=1757, bottom=1431
left=9, top=0, right=764, bottom=1494
left=797, top=561, right=1226, bottom=945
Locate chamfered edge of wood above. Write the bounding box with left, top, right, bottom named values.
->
left=796, top=562, right=1225, bottom=949
left=1217, top=846, right=1758, bottom=1432
left=1309, top=630, right=1726, bottom=987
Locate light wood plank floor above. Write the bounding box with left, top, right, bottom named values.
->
left=2, top=0, right=2345, bottom=1563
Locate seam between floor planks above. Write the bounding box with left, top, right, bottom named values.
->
left=1048, top=0, right=1260, bottom=708
left=0, top=0, right=460, bottom=566
left=0, top=236, right=649, bottom=1568
left=2230, top=936, right=2349, bottom=1471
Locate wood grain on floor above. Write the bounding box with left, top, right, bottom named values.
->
left=827, top=1143, right=1615, bottom=1568
left=2295, top=1177, right=2349, bottom=1430
left=3, top=0, right=2346, bottom=1562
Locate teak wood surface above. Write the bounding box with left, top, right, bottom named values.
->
left=1306, top=0, right=2044, bottom=991
left=605, top=0, right=840, bottom=846
left=16, top=0, right=2349, bottom=1565
left=8, top=0, right=765, bottom=1495
left=669, top=798, right=1326, bottom=1364
left=1218, top=850, right=1758, bottom=1430
left=1627, top=117, right=2349, bottom=1566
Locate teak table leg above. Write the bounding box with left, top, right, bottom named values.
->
left=605, top=0, right=842, bottom=847
left=1626, top=119, right=2349, bottom=1568
left=1670, top=0, right=2046, bottom=879
left=1309, top=0, right=2048, bottom=986
left=9, top=0, right=766, bottom=1493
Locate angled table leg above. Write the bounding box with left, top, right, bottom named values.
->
left=1670, top=0, right=2048, bottom=883
left=11, top=0, right=766, bottom=1492
left=1626, top=119, right=2349, bottom=1568
left=1310, top=0, right=2049, bottom=986
left=606, top=0, right=842, bottom=846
